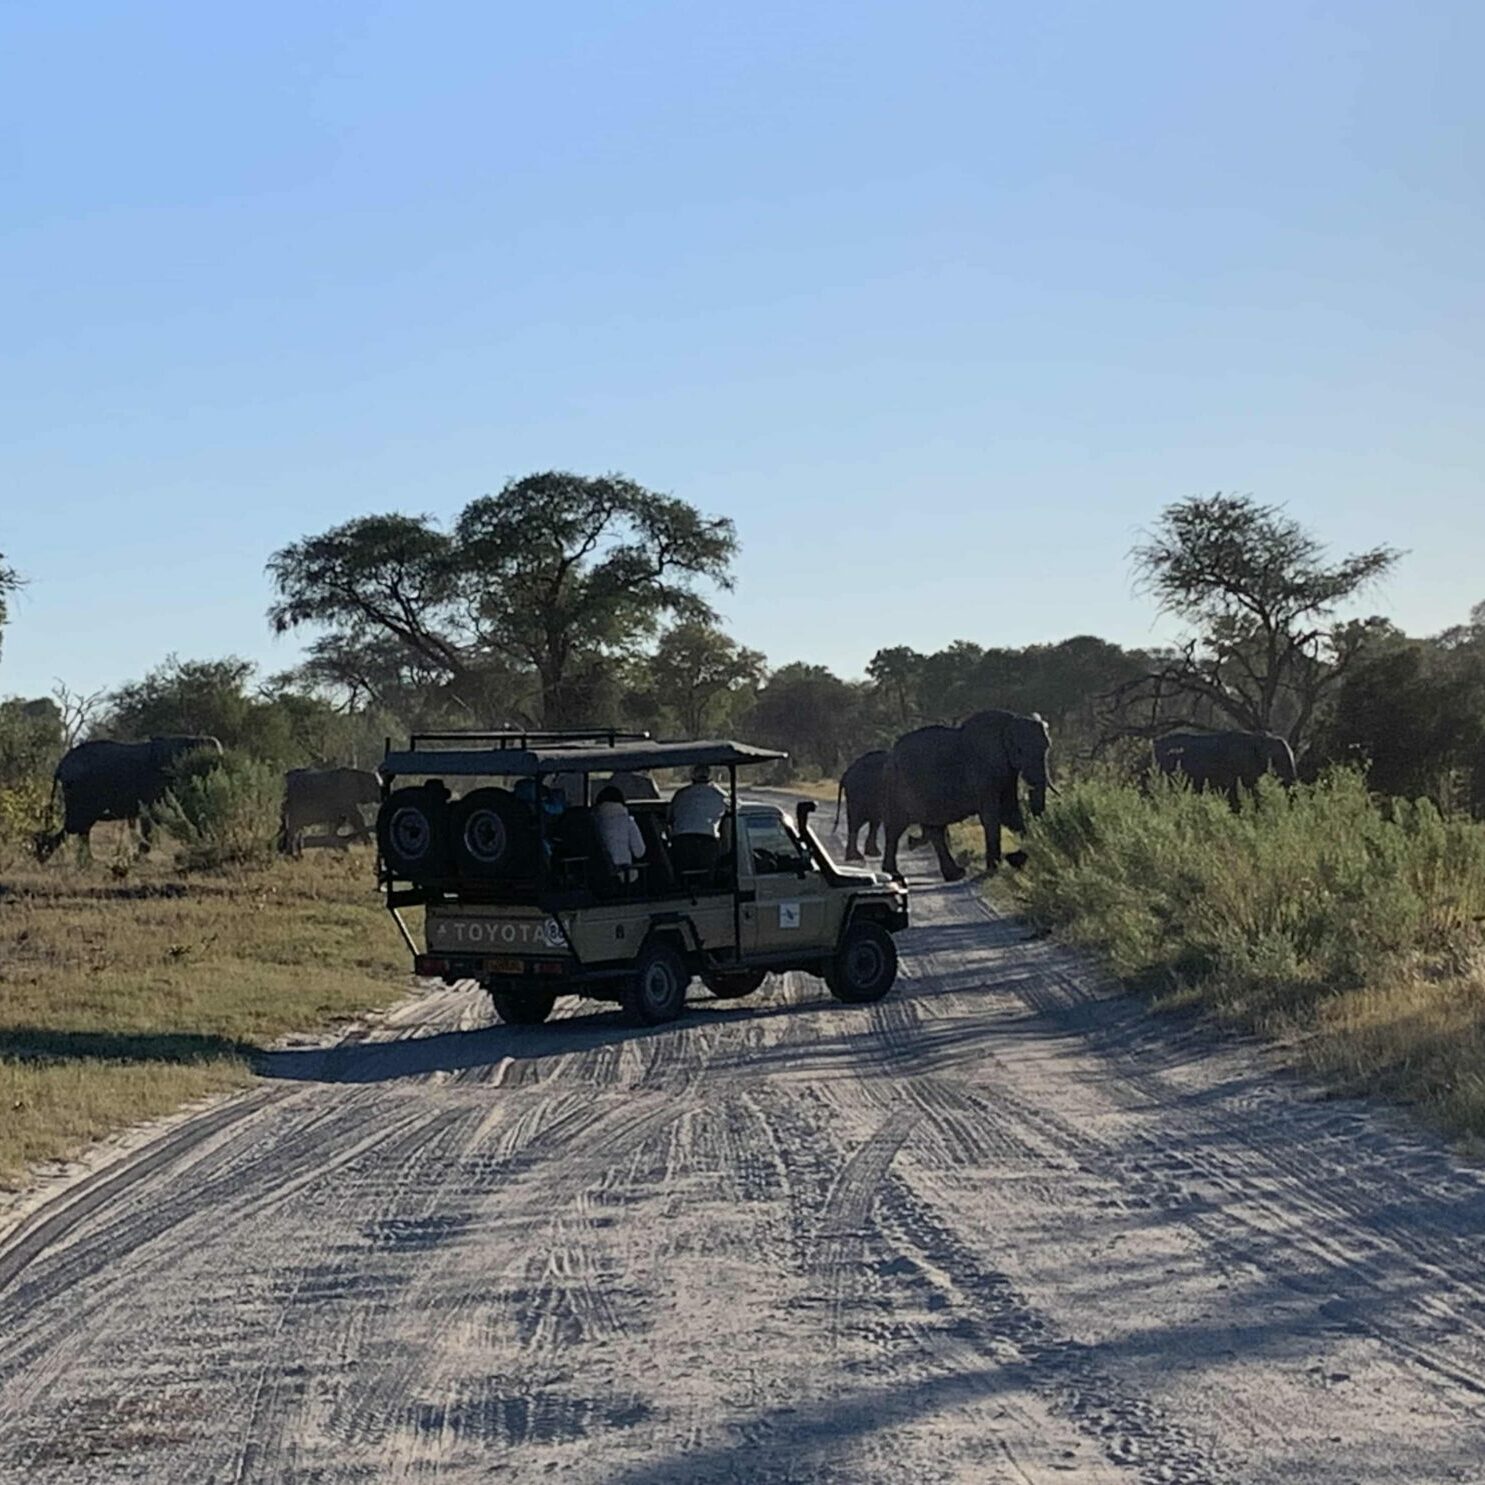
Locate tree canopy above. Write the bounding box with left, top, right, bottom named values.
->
left=103, top=655, right=382, bottom=768
left=640, top=622, right=765, bottom=738
left=1118, top=494, right=1400, bottom=743
left=1316, top=605, right=1485, bottom=808
left=268, top=472, right=738, bottom=724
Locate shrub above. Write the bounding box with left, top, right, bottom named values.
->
left=152, top=749, right=282, bottom=870
left=1010, top=770, right=1485, bottom=1133
left=0, top=776, right=55, bottom=866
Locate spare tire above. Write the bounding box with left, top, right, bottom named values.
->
left=451, top=788, right=539, bottom=881
left=378, top=785, right=451, bottom=881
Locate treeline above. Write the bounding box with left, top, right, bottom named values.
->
left=2, top=480, right=1484, bottom=852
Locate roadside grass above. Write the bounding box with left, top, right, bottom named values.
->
left=781, top=776, right=841, bottom=805
left=0, top=832, right=413, bottom=1188
left=1006, top=770, right=1485, bottom=1140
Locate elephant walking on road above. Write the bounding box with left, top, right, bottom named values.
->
left=882, top=710, right=1052, bottom=882
left=41, top=735, right=223, bottom=857
left=835, top=750, right=888, bottom=861
left=1152, top=730, right=1297, bottom=807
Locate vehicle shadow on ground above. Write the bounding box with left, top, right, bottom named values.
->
left=257, top=993, right=840, bottom=1086
left=0, top=1026, right=258, bottom=1065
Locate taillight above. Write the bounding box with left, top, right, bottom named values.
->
left=414, top=954, right=449, bottom=977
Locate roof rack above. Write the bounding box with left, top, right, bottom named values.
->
left=402, top=727, right=652, bottom=752
left=380, top=737, right=786, bottom=780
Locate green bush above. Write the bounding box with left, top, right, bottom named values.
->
left=0, top=776, right=54, bottom=865
left=1014, top=769, right=1485, bottom=1027
left=152, top=749, right=282, bottom=870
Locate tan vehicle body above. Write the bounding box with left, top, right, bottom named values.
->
left=379, top=733, right=908, bottom=1023
left=419, top=802, right=907, bottom=993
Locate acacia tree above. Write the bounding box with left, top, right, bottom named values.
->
left=1110, top=495, right=1399, bottom=745
left=284, top=629, right=530, bottom=726
left=268, top=473, right=738, bottom=724
left=644, top=621, right=765, bottom=737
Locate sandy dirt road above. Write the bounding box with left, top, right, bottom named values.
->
left=3, top=811, right=1485, bottom=1483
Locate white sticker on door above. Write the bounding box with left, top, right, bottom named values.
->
left=778, top=902, right=801, bottom=929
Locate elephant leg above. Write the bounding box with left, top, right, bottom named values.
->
left=864, top=818, right=881, bottom=856
left=881, top=818, right=908, bottom=881
left=979, top=798, right=1003, bottom=874
left=844, top=801, right=864, bottom=861
left=925, top=825, right=964, bottom=882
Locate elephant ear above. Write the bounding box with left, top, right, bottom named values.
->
left=960, top=711, right=1012, bottom=776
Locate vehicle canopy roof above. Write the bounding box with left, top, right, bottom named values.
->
left=380, top=738, right=786, bottom=781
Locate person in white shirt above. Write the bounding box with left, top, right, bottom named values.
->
left=668, top=765, right=727, bottom=878
left=594, top=784, right=645, bottom=882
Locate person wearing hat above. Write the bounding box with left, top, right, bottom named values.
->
left=668, top=764, right=727, bottom=879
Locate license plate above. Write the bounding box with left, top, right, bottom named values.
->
left=485, top=956, right=524, bottom=975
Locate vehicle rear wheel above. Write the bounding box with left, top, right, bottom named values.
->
left=825, top=920, right=898, bottom=1004
left=377, top=786, right=450, bottom=881
left=622, top=942, right=690, bottom=1025
left=489, top=987, right=557, bottom=1025
left=451, top=788, right=537, bottom=881
left=701, top=968, right=767, bottom=1000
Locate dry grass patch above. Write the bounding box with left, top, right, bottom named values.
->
left=0, top=836, right=413, bottom=1188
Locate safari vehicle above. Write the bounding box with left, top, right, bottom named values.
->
left=376, top=729, right=910, bottom=1026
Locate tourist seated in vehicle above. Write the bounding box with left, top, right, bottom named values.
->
left=668, top=764, right=727, bottom=880
left=514, top=777, right=567, bottom=819
left=594, top=784, right=646, bottom=884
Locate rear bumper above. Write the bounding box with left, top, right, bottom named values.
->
left=415, top=952, right=574, bottom=984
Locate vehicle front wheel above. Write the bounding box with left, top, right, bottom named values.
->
left=825, top=920, right=898, bottom=1004
left=623, top=942, right=690, bottom=1025
left=702, top=968, right=767, bottom=1000
left=489, top=987, right=557, bottom=1025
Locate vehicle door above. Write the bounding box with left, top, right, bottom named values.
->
left=740, top=811, right=832, bottom=956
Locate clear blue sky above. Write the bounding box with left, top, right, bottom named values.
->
left=3, top=0, right=1481, bottom=700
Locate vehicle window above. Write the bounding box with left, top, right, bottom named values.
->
left=745, top=817, right=807, bottom=876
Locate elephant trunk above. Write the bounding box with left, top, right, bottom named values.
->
left=1024, top=759, right=1053, bottom=818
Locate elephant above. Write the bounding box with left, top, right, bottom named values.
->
left=42, top=735, right=223, bottom=856
left=1152, top=730, right=1297, bottom=806
left=881, top=710, right=1052, bottom=883
left=279, top=766, right=382, bottom=855
left=835, top=750, right=888, bottom=861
